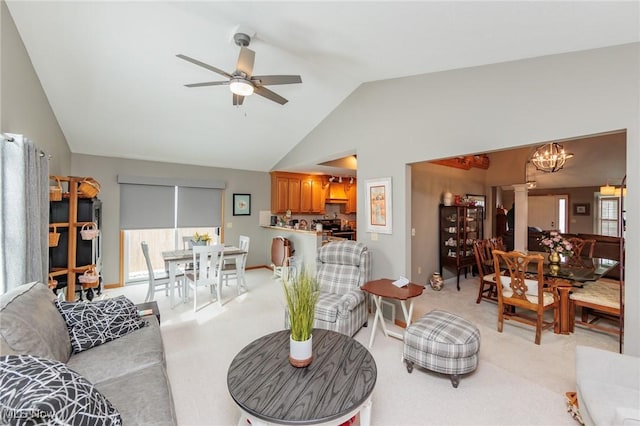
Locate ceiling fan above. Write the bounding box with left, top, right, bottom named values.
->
left=177, top=32, right=302, bottom=106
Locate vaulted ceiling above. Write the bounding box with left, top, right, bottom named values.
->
left=7, top=1, right=639, bottom=173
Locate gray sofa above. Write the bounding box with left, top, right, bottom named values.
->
left=0, top=281, right=177, bottom=425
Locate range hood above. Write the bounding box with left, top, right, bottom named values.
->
left=325, top=183, right=348, bottom=203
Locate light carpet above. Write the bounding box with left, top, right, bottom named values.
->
left=105, top=269, right=617, bottom=425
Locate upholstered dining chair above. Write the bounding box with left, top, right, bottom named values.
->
left=492, top=250, right=559, bottom=345
left=284, top=240, right=370, bottom=337
left=473, top=239, right=498, bottom=304
left=141, top=241, right=183, bottom=303
left=185, top=244, right=225, bottom=312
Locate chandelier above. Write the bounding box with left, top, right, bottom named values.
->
left=530, top=142, right=574, bottom=173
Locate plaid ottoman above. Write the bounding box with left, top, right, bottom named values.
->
left=403, top=309, right=480, bottom=388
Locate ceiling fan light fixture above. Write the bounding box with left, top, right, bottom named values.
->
left=229, top=78, right=254, bottom=96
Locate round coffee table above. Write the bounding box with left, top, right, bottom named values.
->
left=227, top=329, right=377, bottom=426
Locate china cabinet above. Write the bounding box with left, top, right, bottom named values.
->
left=439, top=204, right=484, bottom=290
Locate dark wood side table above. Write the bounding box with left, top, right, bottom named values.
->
left=227, top=329, right=377, bottom=426
left=362, top=278, right=424, bottom=348
left=135, top=301, right=160, bottom=324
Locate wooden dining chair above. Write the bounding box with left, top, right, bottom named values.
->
left=492, top=250, right=559, bottom=345
left=566, top=237, right=596, bottom=267
left=473, top=239, right=498, bottom=304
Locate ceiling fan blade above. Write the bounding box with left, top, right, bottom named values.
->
left=185, top=81, right=229, bottom=88
left=251, top=75, right=302, bottom=86
left=254, top=86, right=288, bottom=105
left=176, top=54, right=232, bottom=79
left=236, top=47, right=255, bottom=77
left=233, top=93, right=245, bottom=106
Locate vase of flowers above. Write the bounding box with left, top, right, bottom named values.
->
left=191, top=232, right=212, bottom=246
left=539, top=231, right=573, bottom=264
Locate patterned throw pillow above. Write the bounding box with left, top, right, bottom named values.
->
left=0, top=354, right=122, bottom=425
left=55, top=296, right=146, bottom=354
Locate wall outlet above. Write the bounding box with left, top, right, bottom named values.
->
left=411, top=228, right=416, bottom=236
left=417, top=266, right=422, bottom=274
left=227, top=222, right=232, bottom=228
left=371, top=233, right=378, bottom=241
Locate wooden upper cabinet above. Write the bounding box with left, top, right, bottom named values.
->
left=271, top=172, right=347, bottom=215
left=311, top=177, right=325, bottom=214
left=344, top=180, right=357, bottom=214
left=272, top=175, right=290, bottom=213
left=288, top=178, right=301, bottom=213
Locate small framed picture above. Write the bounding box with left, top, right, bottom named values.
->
left=233, top=193, right=251, bottom=216
left=573, top=203, right=590, bottom=216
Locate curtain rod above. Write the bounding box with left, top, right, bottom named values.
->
left=1, top=133, right=15, bottom=142
left=2, top=133, right=50, bottom=158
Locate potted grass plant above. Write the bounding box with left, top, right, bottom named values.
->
left=283, top=269, right=319, bottom=367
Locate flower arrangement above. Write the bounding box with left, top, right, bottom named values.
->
left=539, top=231, right=573, bottom=256
left=192, top=232, right=212, bottom=243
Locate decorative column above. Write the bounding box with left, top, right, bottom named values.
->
left=512, top=184, right=529, bottom=252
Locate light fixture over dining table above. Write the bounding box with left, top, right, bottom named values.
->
left=530, top=142, right=574, bottom=173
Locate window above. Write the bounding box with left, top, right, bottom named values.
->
left=118, top=175, right=225, bottom=285
left=598, top=197, right=620, bottom=237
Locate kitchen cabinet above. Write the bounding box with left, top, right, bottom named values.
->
left=271, top=172, right=326, bottom=214
left=49, top=176, right=102, bottom=301
left=344, top=180, right=357, bottom=214
left=271, top=174, right=301, bottom=213
left=438, top=204, right=483, bottom=291
left=301, top=177, right=325, bottom=214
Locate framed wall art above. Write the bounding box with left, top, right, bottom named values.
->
left=233, top=193, right=251, bottom=216
left=573, top=203, right=590, bottom=216
left=365, top=177, right=392, bottom=234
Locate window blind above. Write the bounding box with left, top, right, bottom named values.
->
left=119, top=184, right=175, bottom=230
left=177, top=186, right=223, bottom=228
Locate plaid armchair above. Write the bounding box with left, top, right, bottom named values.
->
left=312, top=240, right=370, bottom=337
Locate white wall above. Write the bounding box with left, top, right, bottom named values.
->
left=274, top=44, right=640, bottom=355
left=71, top=154, right=271, bottom=284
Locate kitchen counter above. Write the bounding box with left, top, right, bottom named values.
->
left=261, top=225, right=321, bottom=235
left=262, top=226, right=323, bottom=273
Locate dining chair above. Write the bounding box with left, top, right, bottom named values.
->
left=492, top=250, right=559, bottom=345
left=488, top=236, right=506, bottom=251
left=141, top=241, right=183, bottom=303
left=185, top=244, right=225, bottom=312
left=566, top=237, right=596, bottom=267
left=473, top=239, right=498, bottom=304
left=221, top=236, right=250, bottom=294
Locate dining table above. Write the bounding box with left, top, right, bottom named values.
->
left=162, top=245, right=247, bottom=308
left=493, top=251, right=619, bottom=334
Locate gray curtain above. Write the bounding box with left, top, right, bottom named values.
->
left=0, top=134, right=49, bottom=294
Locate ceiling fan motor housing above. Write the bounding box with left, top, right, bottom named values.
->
left=233, top=32, right=251, bottom=47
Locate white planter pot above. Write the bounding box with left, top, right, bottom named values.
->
left=289, top=334, right=313, bottom=367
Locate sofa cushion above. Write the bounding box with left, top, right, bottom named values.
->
left=95, top=362, right=177, bottom=426
left=67, top=315, right=165, bottom=385
left=55, top=296, right=146, bottom=354
left=0, top=282, right=71, bottom=363
left=0, top=354, right=121, bottom=425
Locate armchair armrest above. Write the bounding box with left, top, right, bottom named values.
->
left=337, top=290, right=365, bottom=314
